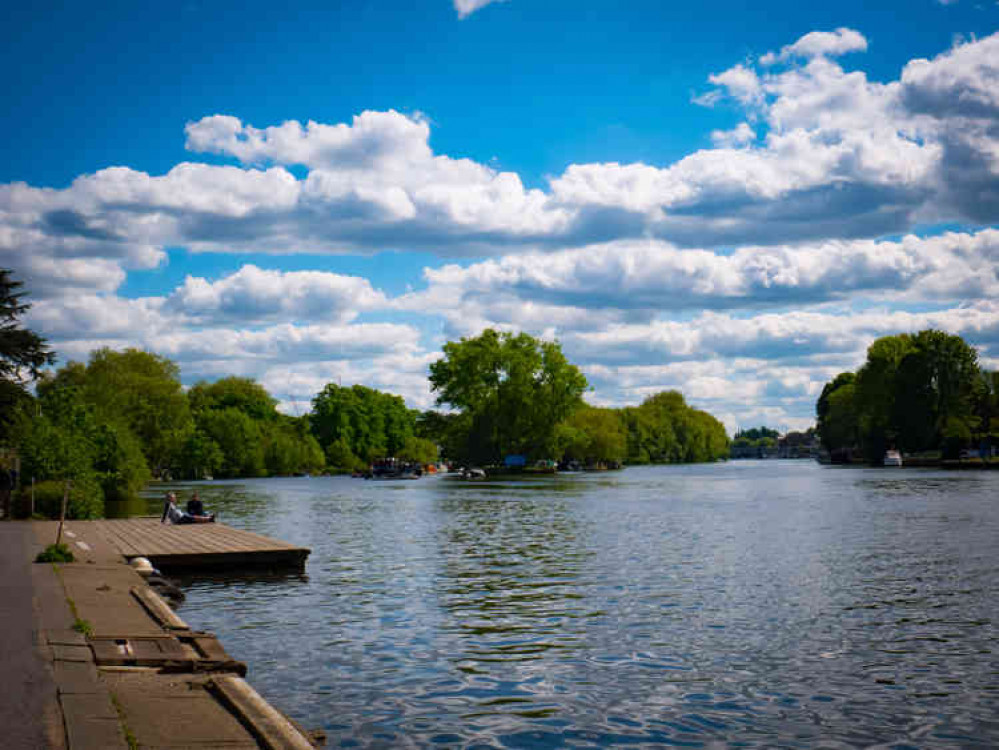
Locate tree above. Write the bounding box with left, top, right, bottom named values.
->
left=1, top=269, right=54, bottom=445
left=310, top=384, right=415, bottom=462
left=0, top=269, right=54, bottom=384
left=561, top=406, right=627, bottom=465
left=428, top=330, right=588, bottom=464
left=397, top=436, right=438, bottom=465
left=69, top=348, right=193, bottom=474
left=188, top=377, right=278, bottom=421
left=198, top=408, right=266, bottom=478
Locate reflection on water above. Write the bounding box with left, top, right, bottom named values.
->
left=156, top=465, right=999, bottom=748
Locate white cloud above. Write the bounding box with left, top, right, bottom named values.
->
left=760, top=28, right=868, bottom=65
left=453, top=0, right=504, bottom=19
left=169, top=265, right=386, bottom=324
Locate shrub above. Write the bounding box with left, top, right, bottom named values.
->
left=35, top=543, right=74, bottom=563
left=25, top=478, right=104, bottom=520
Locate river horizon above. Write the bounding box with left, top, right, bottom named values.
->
left=134, top=461, right=999, bottom=748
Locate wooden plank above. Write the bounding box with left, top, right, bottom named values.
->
left=65, top=519, right=310, bottom=570
left=209, top=675, right=316, bottom=750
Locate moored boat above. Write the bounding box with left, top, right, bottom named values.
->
left=883, top=450, right=903, bottom=467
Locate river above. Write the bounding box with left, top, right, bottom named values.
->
left=140, top=461, right=999, bottom=748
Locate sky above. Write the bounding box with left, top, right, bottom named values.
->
left=3, top=0, right=999, bottom=433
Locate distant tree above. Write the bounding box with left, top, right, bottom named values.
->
left=310, top=384, right=415, bottom=462
left=429, top=329, right=588, bottom=464
left=198, top=408, right=266, bottom=478
left=61, top=348, right=194, bottom=474
left=561, top=406, right=627, bottom=465
left=816, top=330, right=983, bottom=462
left=397, top=436, right=438, bottom=465
left=188, top=377, right=278, bottom=421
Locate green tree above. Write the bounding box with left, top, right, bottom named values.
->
left=310, top=384, right=415, bottom=462
left=0, top=269, right=54, bottom=444
left=561, top=406, right=627, bottom=465
left=72, top=348, right=193, bottom=474
left=428, top=330, right=588, bottom=464
left=0, top=269, right=55, bottom=383
left=398, top=436, right=438, bottom=465
left=816, top=372, right=856, bottom=452
left=198, top=408, right=266, bottom=478
left=188, top=377, right=278, bottom=421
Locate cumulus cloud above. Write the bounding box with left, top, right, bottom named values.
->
left=4, top=30, right=999, bottom=287
left=760, top=28, right=868, bottom=65
left=7, top=28, right=999, bottom=432
left=406, top=230, right=999, bottom=321
left=169, top=265, right=386, bottom=324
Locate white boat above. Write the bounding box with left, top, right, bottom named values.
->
left=883, top=450, right=903, bottom=467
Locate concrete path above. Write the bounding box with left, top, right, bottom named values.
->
left=3, top=520, right=320, bottom=749
left=0, top=522, right=66, bottom=749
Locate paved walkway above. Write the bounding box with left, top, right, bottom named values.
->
left=0, top=522, right=65, bottom=749
left=2, top=520, right=319, bottom=749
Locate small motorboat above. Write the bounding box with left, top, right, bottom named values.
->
left=883, top=450, right=903, bottom=467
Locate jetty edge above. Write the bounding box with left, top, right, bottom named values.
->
left=12, top=518, right=319, bottom=749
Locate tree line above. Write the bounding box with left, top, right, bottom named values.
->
left=1, top=271, right=730, bottom=518
left=816, top=329, right=999, bottom=462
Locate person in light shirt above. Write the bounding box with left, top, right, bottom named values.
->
left=161, top=492, right=215, bottom=524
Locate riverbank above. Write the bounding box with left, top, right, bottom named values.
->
left=2, top=519, right=318, bottom=749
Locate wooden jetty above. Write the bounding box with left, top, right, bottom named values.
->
left=81, top=518, right=310, bottom=570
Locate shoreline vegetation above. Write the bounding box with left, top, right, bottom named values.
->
left=1, top=266, right=730, bottom=519
left=4, top=268, right=997, bottom=522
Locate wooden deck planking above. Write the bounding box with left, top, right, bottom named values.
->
left=80, top=519, right=309, bottom=569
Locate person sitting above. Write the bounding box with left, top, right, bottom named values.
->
left=161, top=492, right=215, bottom=524
left=186, top=491, right=205, bottom=517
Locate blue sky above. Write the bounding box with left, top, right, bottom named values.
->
left=4, top=0, right=999, bottom=432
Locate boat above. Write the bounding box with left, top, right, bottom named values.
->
left=365, top=458, right=423, bottom=480
left=883, top=450, right=903, bottom=467
left=461, top=467, right=487, bottom=480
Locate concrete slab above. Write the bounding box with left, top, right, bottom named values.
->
left=102, top=672, right=264, bottom=749
left=52, top=644, right=93, bottom=663
left=57, top=564, right=166, bottom=636
left=52, top=660, right=104, bottom=695
left=60, top=693, right=127, bottom=750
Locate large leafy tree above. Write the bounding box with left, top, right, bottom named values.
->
left=310, top=383, right=414, bottom=462
left=429, top=330, right=588, bottom=464
left=816, top=329, right=983, bottom=461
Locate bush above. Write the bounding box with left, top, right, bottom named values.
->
left=24, top=478, right=104, bottom=520
left=35, top=543, right=74, bottom=563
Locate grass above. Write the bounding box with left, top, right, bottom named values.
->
left=35, top=543, right=75, bottom=563
left=71, top=617, right=94, bottom=637
left=109, top=692, right=140, bottom=750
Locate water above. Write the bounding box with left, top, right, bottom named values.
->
left=146, top=462, right=999, bottom=748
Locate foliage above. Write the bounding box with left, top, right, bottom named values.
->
left=38, top=349, right=193, bottom=475
left=188, top=377, right=278, bottom=421
left=560, top=406, right=627, bottom=465
left=429, top=330, right=588, bottom=464
left=25, top=478, right=104, bottom=520
left=0, top=268, right=55, bottom=385
left=310, top=384, right=415, bottom=463
left=619, top=392, right=729, bottom=464
left=197, top=408, right=266, bottom=478
left=177, top=430, right=224, bottom=480
left=325, top=438, right=364, bottom=473
left=36, top=543, right=74, bottom=563
left=817, top=330, right=985, bottom=461
left=263, top=420, right=325, bottom=476
left=397, top=435, right=438, bottom=465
